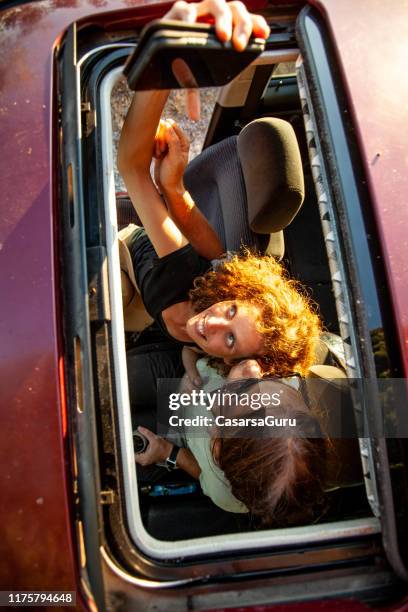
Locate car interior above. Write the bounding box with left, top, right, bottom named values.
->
left=100, top=49, right=378, bottom=549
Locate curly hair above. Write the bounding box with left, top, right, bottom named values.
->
left=189, top=251, right=321, bottom=376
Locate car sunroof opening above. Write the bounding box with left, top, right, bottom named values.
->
left=95, top=47, right=380, bottom=564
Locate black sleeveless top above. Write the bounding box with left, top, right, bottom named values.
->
left=128, top=228, right=212, bottom=342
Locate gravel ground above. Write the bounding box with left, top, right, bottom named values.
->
left=111, top=78, right=218, bottom=191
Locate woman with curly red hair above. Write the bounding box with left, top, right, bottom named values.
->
left=188, top=250, right=321, bottom=378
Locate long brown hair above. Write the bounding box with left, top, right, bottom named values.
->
left=216, top=380, right=328, bottom=527
left=190, top=250, right=321, bottom=377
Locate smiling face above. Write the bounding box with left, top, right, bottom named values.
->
left=185, top=300, right=264, bottom=361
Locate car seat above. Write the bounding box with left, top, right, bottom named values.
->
left=117, top=117, right=305, bottom=260
left=184, top=117, right=305, bottom=258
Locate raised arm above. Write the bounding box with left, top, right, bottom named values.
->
left=154, top=120, right=224, bottom=260
left=118, top=91, right=223, bottom=259
left=117, top=0, right=270, bottom=258
left=117, top=90, right=189, bottom=258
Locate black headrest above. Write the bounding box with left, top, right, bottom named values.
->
left=237, top=118, right=305, bottom=233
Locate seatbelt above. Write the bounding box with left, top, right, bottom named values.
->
left=240, top=64, right=273, bottom=122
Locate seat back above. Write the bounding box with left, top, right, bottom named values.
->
left=184, top=118, right=305, bottom=258
left=184, top=135, right=271, bottom=254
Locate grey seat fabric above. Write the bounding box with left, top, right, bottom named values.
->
left=184, top=135, right=269, bottom=254
left=184, top=117, right=305, bottom=257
